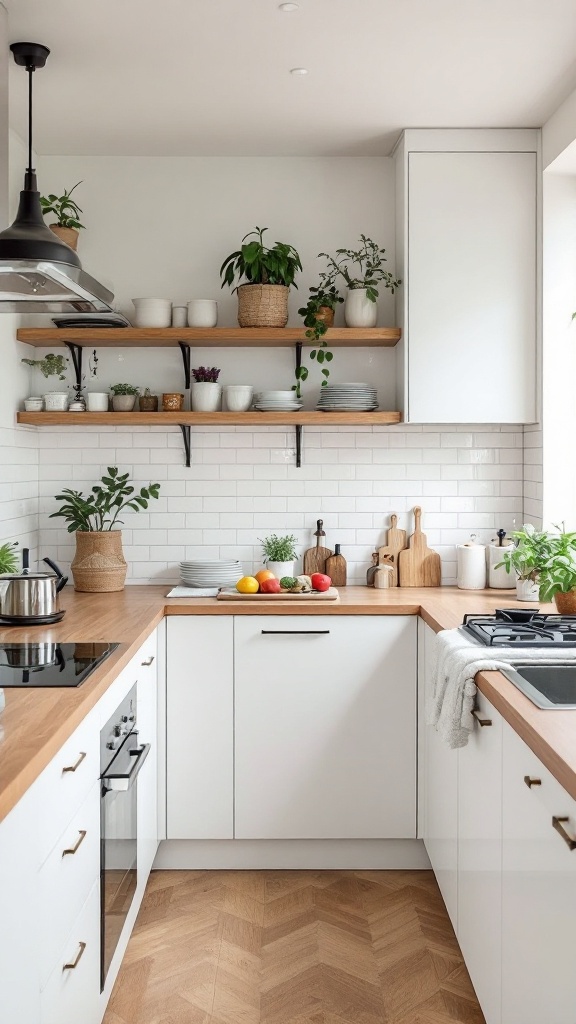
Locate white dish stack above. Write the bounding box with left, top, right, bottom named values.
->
left=179, top=560, right=243, bottom=588
left=255, top=390, right=302, bottom=412
left=317, top=382, right=378, bottom=411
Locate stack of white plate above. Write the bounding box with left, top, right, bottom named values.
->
left=317, top=382, right=378, bottom=412
left=179, top=560, right=243, bottom=587
left=255, top=390, right=302, bottom=412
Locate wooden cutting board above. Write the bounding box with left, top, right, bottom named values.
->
left=303, top=519, right=333, bottom=577
left=398, top=507, right=441, bottom=587
left=377, top=513, right=407, bottom=587
left=217, top=587, right=339, bottom=601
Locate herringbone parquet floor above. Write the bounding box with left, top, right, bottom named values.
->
left=103, top=870, right=485, bottom=1024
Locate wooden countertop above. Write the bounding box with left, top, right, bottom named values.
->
left=1, top=584, right=575, bottom=822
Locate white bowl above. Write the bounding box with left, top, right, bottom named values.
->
left=224, top=385, right=253, bottom=412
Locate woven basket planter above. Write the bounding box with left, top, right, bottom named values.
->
left=71, top=531, right=128, bottom=593
left=237, top=284, right=289, bottom=328
left=49, top=224, right=79, bottom=251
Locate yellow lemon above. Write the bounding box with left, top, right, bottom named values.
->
left=236, top=576, right=260, bottom=594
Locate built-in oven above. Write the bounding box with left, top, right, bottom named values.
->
left=100, top=683, right=150, bottom=990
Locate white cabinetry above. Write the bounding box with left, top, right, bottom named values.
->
left=395, top=129, right=538, bottom=423
left=501, top=722, right=576, bottom=1024
left=136, top=631, right=159, bottom=884
left=234, top=615, right=416, bottom=839
left=166, top=616, right=234, bottom=839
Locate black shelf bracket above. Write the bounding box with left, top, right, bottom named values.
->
left=179, top=424, right=191, bottom=468
left=64, top=341, right=83, bottom=391
left=178, top=341, right=191, bottom=389
left=295, top=424, right=303, bottom=468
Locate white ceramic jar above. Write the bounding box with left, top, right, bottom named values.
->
left=344, top=288, right=377, bottom=328
left=224, top=385, right=253, bottom=412
left=86, top=393, right=109, bottom=412
left=24, top=397, right=43, bottom=412
left=190, top=382, right=222, bottom=412
left=171, top=305, right=187, bottom=327
left=132, top=298, right=172, bottom=328
left=43, top=392, right=68, bottom=411
left=267, top=561, right=295, bottom=579
left=187, top=299, right=218, bottom=328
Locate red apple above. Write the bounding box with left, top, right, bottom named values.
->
left=260, top=578, right=282, bottom=594
left=311, top=572, right=331, bottom=592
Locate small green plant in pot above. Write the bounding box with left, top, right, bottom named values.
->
left=259, top=533, right=298, bottom=579
left=220, top=226, right=302, bottom=328
left=109, top=383, right=140, bottom=412
left=40, top=181, right=85, bottom=251
left=319, top=235, right=401, bottom=328
left=0, top=540, right=19, bottom=575
left=496, top=524, right=554, bottom=602
left=21, top=353, right=68, bottom=380
left=537, top=526, right=576, bottom=612
left=296, top=270, right=343, bottom=394
left=50, top=467, right=160, bottom=593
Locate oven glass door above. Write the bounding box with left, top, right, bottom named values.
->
left=100, top=732, right=150, bottom=989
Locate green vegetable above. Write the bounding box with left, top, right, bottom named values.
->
left=280, top=576, right=298, bottom=590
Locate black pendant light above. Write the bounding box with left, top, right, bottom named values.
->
left=0, top=42, right=81, bottom=267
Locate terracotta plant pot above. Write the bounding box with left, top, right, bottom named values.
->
left=237, top=284, right=289, bottom=328
left=316, top=305, right=335, bottom=327
left=554, top=590, right=576, bottom=614
left=139, top=394, right=158, bottom=412
left=49, top=224, right=79, bottom=251
left=71, top=531, right=127, bottom=593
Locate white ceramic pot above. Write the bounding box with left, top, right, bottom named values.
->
left=187, top=299, right=218, bottom=328
left=132, top=298, right=172, bottom=328
left=111, top=394, right=137, bottom=412
left=267, top=561, right=295, bottom=579
left=43, top=392, right=68, bottom=411
left=191, top=382, right=222, bottom=412
left=171, top=305, right=187, bottom=327
left=224, top=385, right=253, bottom=412
left=24, top=397, right=43, bottom=412
left=86, top=392, right=110, bottom=412
left=516, top=578, right=540, bottom=602
left=344, top=288, right=377, bottom=328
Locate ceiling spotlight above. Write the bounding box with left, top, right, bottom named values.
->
left=279, top=3, right=299, bottom=10
left=290, top=67, right=308, bottom=75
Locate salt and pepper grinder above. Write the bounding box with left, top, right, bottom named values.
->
left=325, top=544, right=347, bottom=587
left=366, top=551, right=380, bottom=587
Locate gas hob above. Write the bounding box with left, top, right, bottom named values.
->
left=461, top=609, right=576, bottom=648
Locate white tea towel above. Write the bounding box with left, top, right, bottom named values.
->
left=429, top=628, right=576, bottom=749
left=166, top=587, right=220, bottom=598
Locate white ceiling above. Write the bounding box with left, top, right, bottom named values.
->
left=6, top=0, right=576, bottom=157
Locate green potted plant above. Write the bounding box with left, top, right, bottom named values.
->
left=496, top=524, right=553, bottom=602
left=220, top=226, right=302, bottom=328
left=0, top=541, right=19, bottom=575
left=319, top=235, right=401, bottom=328
left=109, top=383, right=140, bottom=412
left=39, top=181, right=85, bottom=251
left=259, top=533, right=298, bottom=578
left=297, top=271, right=344, bottom=391
left=50, top=467, right=160, bottom=592
left=537, top=527, right=576, bottom=612
left=22, top=352, right=69, bottom=411
left=139, top=388, right=158, bottom=412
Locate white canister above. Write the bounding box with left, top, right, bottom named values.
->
left=86, top=392, right=109, bottom=412
left=344, top=288, right=377, bottom=328
left=171, top=305, right=188, bottom=328
left=516, top=578, right=540, bottom=602
left=457, top=540, right=487, bottom=590
left=187, top=299, right=218, bottom=328
left=132, top=298, right=172, bottom=328
left=190, top=382, right=222, bottom=412
left=43, top=392, right=69, bottom=411
left=487, top=544, right=515, bottom=588
left=224, top=385, right=253, bottom=412
left=24, top=397, right=43, bottom=412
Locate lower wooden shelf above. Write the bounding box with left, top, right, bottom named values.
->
left=17, top=411, right=402, bottom=426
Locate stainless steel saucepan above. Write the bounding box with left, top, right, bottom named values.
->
left=0, top=549, right=68, bottom=620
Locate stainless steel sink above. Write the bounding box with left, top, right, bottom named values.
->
left=500, top=664, right=576, bottom=709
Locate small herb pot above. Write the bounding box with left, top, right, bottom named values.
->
left=516, top=578, right=539, bottom=602
left=316, top=305, right=335, bottom=327
left=111, top=394, right=137, bottom=412
left=139, top=393, right=159, bottom=412
left=554, top=590, right=576, bottom=614
left=162, top=393, right=185, bottom=412
left=267, top=561, right=295, bottom=579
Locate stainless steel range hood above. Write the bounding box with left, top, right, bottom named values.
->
left=0, top=42, right=114, bottom=314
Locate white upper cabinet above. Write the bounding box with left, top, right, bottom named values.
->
left=395, top=129, right=539, bottom=423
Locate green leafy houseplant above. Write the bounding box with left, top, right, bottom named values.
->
left=0, top=540, right=19, bottom=574
left=40, top=181, right=85, bottom=230
left=259, top=534, right=298, bottom=564
left=220, top=227, right=302, bottom=290
left=21, top=353, right=68, bottom=380
left=495, top=524, right=552, bottom=583
left=297, top=272, right=343, bottom=392
left=50, top=467, right=160, bottom=533
left=319, top=235, right=401, bottom=302
left=109, top=383, right=140, bottom=396
left=537, top=529, right=576, bottom=603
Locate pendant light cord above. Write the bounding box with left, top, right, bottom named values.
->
left=27, top=66, right=34, bottom=173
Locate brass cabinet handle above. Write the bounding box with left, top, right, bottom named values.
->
left=472, top=708, right=492, bottom=727
left=63, top=941, right=86, bottom=971
left=552, top=816, right=576, bottom=851
left=524, top=776, right=542, bottom=789
left=62, top=830, right=87, bottom=857
left=62, top=751, right=86, bottom=774
left=141, top=655, right=155, bottom=666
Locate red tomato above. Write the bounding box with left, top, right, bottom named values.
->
left=311, top=572, right=331, bottom=592
left=260, top=578, right=282, bottom=594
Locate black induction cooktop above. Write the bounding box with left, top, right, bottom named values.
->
left=0, top=642, right=119, bottom=688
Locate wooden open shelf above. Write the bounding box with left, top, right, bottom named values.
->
left=17, top=410, right=402, bottom=427
left=16, top=327, right=401, bottom=348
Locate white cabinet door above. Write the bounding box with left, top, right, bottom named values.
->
left=406, top=150, right=536, bottom=423
left=457, top=692, right=502, bottom=1024
left=421, top=624, right=458, bottom=930
left=40, top=882, right=100, bottom=1024
left=166, top=616, right=234, bottom=839
left=502, top=723, right=576, bottom=1024
left=234, top=616, right=416, bottom=839
left=137, top=657, right=159, bottom=885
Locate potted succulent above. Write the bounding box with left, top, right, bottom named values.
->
left=0, top=540, right=19, bottom=574
left=39, top=181, right=85, bottom=251
left=109, top=383, right=140, bottom=412
left=537, top=527, right=576, bottom=612
left=139, top=388, right=158, bottom=412
left=259, top=533, right=298, bottom=579
left=319, top=235, right=401, bottom=328
left=297, top=270, right=343, bottom=391
left=50, top=467, right=160, bottom=592
left=496, top=524, right=553, bottom=602
left=190, top=366, right=222, bottom=412
left=220, top=226, right=302, bottom=328
left=22, top=352, right=69, bottom=410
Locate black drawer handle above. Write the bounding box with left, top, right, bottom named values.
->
left=260, top=630, right=331, bottom=635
